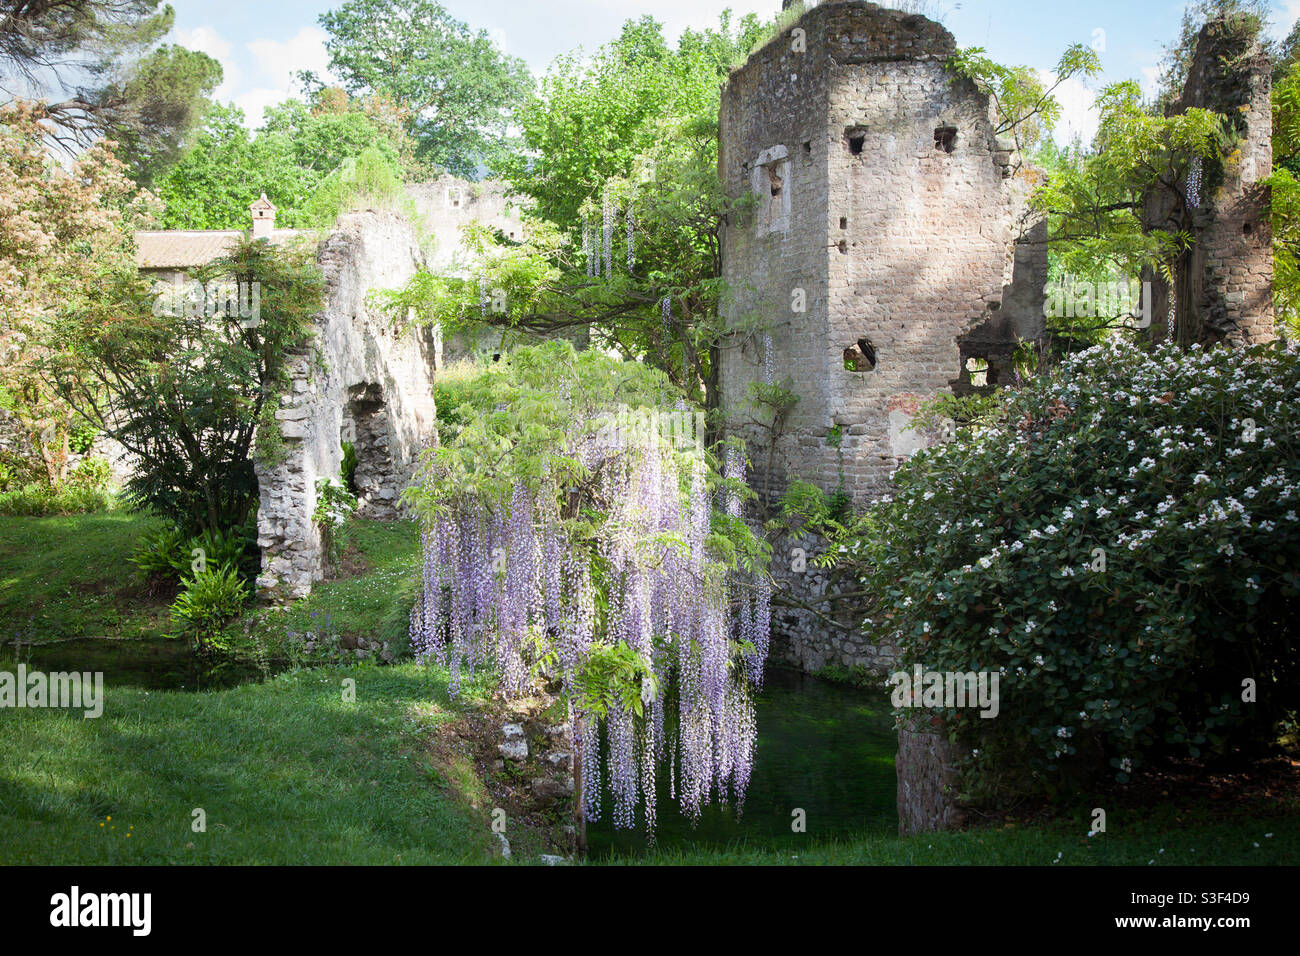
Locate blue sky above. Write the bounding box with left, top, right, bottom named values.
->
left=167, top=0, right=1300, bottom=141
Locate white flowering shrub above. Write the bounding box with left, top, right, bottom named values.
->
left=847, top=340, right=1300, bottom=793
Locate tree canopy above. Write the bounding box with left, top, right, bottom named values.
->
left=380, top=12, right=778, bottom=410
left=0, top=1, right=221, bottom=182
left=154, top=91, right=413, bottom=230
left=310, top=0, right=533, bottom=177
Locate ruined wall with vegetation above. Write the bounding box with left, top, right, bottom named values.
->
left=254, top=211, right=439, bottom=601
left=718, top=0, right=1045, bottom=673
left=1145, top=15, right=1274, bottom=346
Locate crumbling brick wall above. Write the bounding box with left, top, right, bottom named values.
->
left=1144, top=15, right=1274, bottom=346
left=718, top=0, right=1045, bottom=673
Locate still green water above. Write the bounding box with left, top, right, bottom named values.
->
left=3, top=637, right=272, bottom=691
left=588, top=666, right=898, bottom=856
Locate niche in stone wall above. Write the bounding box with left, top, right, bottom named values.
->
left=342, top=382, right=399, bottom=519
left=751, top=145, right=791, bottom=236
left=844, top=126, right=867, bottom=156
left=843, top=337, right=877, bottom=371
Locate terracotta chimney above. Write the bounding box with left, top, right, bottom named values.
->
left=250, top=193, right=276, bottom=239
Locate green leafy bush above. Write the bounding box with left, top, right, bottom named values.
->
left=130, top=524, right=189, bottom=579
left=0, top=483, right=116, bottom=516
left=829, top=340, right=1300, bottom=797
left=45, top=238, right=323, bottom=536
left=313, top=478, right=358, bottom=563
left=68, top=423, right=98, bottom=455
left=67, top=456, right=113, bottom=490
left=188, top=523, right=259, bottom=581
left=169, top=564, right=249, bottom=652
left=131, top=521, right=257, bottom=584
left=340, top=441, right=358, bottom=495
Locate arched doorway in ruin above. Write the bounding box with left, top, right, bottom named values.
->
left=341, top=382, right=400, bottom=519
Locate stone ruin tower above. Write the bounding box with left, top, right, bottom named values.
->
left=718, top=0, right=1046, bottom=671
left=1143, top=14, right=1274, bottom=347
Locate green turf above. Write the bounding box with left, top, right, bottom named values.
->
left=1, top=512, right=1295, bottom=866
left=234, top=518, right=423, bottom=659
left=0, top=665, right=495, bottom=864
left=0, top=511, right=169, bottom=643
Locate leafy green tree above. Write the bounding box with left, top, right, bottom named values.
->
left=154, top=95, right=408, bottom=230
left=947, top=42, right=1101, bottom=157
left=0, top=0, right=171, bottom=86
left=0, top=100, right=158, bottom=488
left=381, top=12, right=774, bottom=410
left=0, top=1, right=220, bottom=178
left=311, top=0, right=532, bottom=176
left=97, top=42, right=224, bottom=185
left=41, top=239, right=325, bottom=535
left=153, top=104, right=302, bottom=230
left=1269, top=57, right=1300, bottom=333
left=1031, top=81, right=1224, bottom=344
left=259, top=93, right=409, bottom=175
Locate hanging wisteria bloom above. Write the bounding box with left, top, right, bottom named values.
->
left=602, top=191, right=614, bottom=279
left=1185, top=155, right=1202, bottom=209
left=407, top=343, right=771, bottom=836
left=625, top=200, right=635, bottom=272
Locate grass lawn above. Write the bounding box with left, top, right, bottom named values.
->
left=235, top=518, right=423, bottom=659
left=0, top=509, right=421, bottom=654
left=0, top=658, right=1294, bottom=865
left=0, top=664, right=495, bottom=865
left=0, top=511, right=170, bottom=644
left=1, top=510, right=1296, bottom=865
left=603, top=805, right=1299, bottom=865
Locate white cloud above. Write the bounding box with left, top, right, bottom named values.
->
left=241, top=27, right=336, bottom=127
left=173, top=25, right=241, bottom=103
left=233, top=88, right=292, bottom=131
left=1270, top=0, right=1300, bottom=42
left=1139, top=65, right=1161, bottom=101
left=246, top=26, right=333, bottom=91
left=1041, top=71, right=1099, bottom=148
left=175, top=25, right=231, bottom=61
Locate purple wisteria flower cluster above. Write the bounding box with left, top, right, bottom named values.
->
left=409, top=424, right=771, bottom=832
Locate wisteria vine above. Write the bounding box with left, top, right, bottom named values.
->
left=408, top=364, right=771, bottom=833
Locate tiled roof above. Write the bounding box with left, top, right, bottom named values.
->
left=134, top=230, right=303, bottom=269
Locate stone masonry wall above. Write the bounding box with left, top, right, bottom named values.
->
left=719, top=1, right=1045, bottom=674
left=0, top=409, right=134, bottom=488
left=405, top=174, right=523, bottom=275
left=255, top=211, right=439, bottom=601
left=1145, top=16, right=1274, bottom=346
